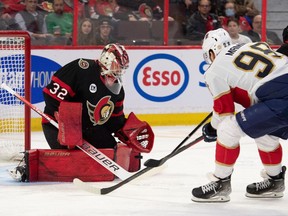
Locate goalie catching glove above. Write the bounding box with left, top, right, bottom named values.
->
left=115, top=112, right=154, bottom=153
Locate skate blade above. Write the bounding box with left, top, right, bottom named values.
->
left=7, top=168, right=22, bottom=182
left=191, top=195, right=230, bottom=203
left=245, top=192, right=284, bottom=198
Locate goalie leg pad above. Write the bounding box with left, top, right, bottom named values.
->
left=114, top=143, right=142, bottom=172
left=129, top=150, right=142, bottom=172
left=25, top=149, right=116, bottom=182
left=18, top=144, right=138, bottom=182
left=115, top=143, right=132, bottom=171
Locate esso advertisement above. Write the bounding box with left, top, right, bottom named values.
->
left=18, top=49, right=212, bottom=117
left=134, top=53, right=189, bottom=102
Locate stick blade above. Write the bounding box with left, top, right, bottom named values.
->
left=73, top=165, right=167, bottom=195
left=73, top=178, right=102, bottom=195
left=144, top=159, right=162, bottom=167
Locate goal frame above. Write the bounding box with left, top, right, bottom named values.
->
left=0, top=30, right=31, bottom=151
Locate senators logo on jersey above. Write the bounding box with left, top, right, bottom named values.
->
left=78, top=59, right=89, bottom=69
left=87, top=96, right=114, bottom=125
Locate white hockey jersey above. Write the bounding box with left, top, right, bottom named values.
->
left=204, top=42, right=288, bottom=129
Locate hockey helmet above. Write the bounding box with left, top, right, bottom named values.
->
left=99, top=43, right=129, bottom=94
left=202, top=28, right=232, bottom=64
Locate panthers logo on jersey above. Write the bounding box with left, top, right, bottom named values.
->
left=86, top=96, right=114, bottom=125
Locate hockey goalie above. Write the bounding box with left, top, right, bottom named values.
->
left=10, top=43, right=154, bottom=182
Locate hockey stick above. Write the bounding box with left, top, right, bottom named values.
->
left=0, top=83, right=132, bottom=180
left=73, top=135, right=204, bottom=195
left=144, top=112, right=212, bottom=167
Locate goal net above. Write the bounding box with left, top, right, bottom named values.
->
left=0, top=31, right=31, bottom=162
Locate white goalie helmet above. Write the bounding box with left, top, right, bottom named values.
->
left=99, top=43, right=129, bottom=94
left=99, top=43, right=129, bottom=78
left=202, top=28, right=232, bottom=64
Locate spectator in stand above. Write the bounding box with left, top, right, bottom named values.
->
left=87, top=0, right=137, bottom=21
left=283, top=25, right=288, bottom=44
left=235, top=0, right=259, bottom=28
left=241, top=14, right=282, bottom=45
left=95, top=18, right=116, bottom=45
left=219, top=0, right=251, bottom=32
left=88, top=0, right=119, bottom=19
left=0, top=2, right=21, bottom=30
left=212, top=0, right=227, bottom=16
left=186, top=0, right=221, bottom=42
left=169, top=0, right=195, bottom=27
left=15, top=0, right=52, bottom=44
left=168, top=0, right=197, bottom=36
left=226, top=17, right=251, bottom=44
left=0, top=0, right=25, bottom=15
left=277, top=25, right=288, bottom=56
left=113, top=0, right=174, bottom=21
left=45, top=0, right=73, bottom=43
left=78, top=18, right=97, bottom=46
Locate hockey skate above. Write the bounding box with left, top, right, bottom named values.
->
left=191, top=173, right=232, bottom=202
left=8, top=155, right=27, bottom=182
left=246, top=166, right=286, bottom=198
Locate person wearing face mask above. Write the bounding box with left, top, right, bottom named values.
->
left=219, top=0, right=251, bottom=32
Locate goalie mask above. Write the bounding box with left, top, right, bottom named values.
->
left=99, top=43, right=129, bottom=94
left=202, top=28, right=232, bottom=64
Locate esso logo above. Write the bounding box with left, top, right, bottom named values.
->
left=134, top=54, right=189, bottom=102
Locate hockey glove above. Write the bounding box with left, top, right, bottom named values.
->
left=115, top=112, right=154, bottom=153
left=202, top=122, right=217, bottom=142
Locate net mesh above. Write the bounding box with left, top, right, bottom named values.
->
left=0, top=36, right=26, bottom=161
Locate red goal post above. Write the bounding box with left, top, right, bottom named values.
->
left=0, top=31, right=31, bottom=161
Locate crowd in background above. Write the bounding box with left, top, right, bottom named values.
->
left=0, top=0, right=284, bottom=46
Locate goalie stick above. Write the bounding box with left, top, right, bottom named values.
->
left=144, top=112, right=212, bottom=167
left=0, top=83, right=132, bottom=180
left=73, top=135, right=204, bottom=195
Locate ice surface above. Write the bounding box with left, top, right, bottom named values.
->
left=1, top=126, right=288, bottom=216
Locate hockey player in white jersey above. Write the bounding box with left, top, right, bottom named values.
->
left=191, top=28, right=288, bottom=202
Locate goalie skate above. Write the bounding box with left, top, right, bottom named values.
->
left=191, top=173, right=232, bottom=203
left=246, top=166, right=286, bottom=198
left=8, top=155, right=27, bottom=182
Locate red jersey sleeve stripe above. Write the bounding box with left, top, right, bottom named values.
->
left=43, top=87, right=62, bottom=102
left=111, top=110, right=124, bottom=117
left=115, top=100, right=124, bottom=107
left=52, top=76, right=76, bottom=97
